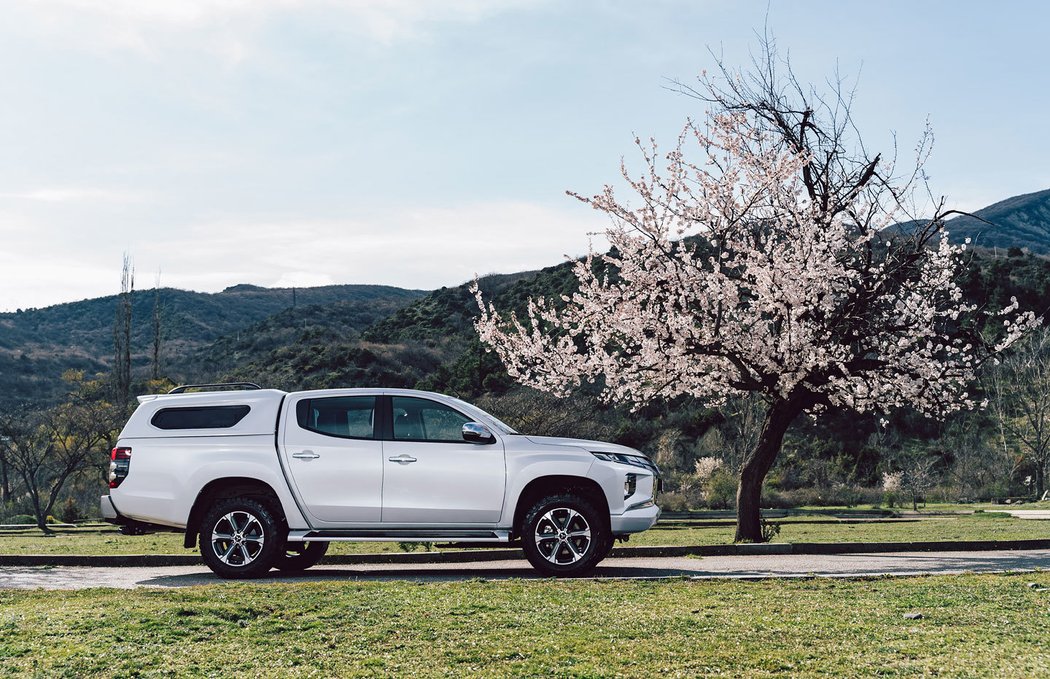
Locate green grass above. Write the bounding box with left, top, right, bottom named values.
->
left=793, top=501, right=1050, bottom=512
left=1, top=514, right=1046, bottom=556
left=1, top=573, right=1048, bottom=676
left=922, top=501, right=1050, bottom=511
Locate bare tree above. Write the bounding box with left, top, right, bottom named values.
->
left=114, top=254, right=134, bottom=410
left=0, top=434, right=11, bottom=503
left=718, top=393, right=766, bottom=475
left=152, top=270, right=162, bottom=381
left=0, top=373, right=119, bottom=533
left=891, top=449, right=940, bottom=510
left=939, top=414, right=1016, bottom=502
left=987, top=326, right=1050, bottom=498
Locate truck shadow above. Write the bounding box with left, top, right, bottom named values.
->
left=138, top=563, right=705, bottom=587
left=136, top=550, right=1050, bottom=588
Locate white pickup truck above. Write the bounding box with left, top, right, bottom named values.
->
left=102, top=384, right=661, bottom=578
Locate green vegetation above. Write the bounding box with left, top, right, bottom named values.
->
left=0, top=284, right=425, bottom=408
left=6, top=234, right=1050, bottom=526
left=1, top=573, right=1048, bottom=676
left=2, top=515, right=1046, bottom=556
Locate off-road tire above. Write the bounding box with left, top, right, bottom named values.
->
left=597, top=534, right=616, bottom=560
left=274, top=541, right=329, bottom=572
left=199, top=497, right=283, bottom=579
left=520, top=492, right=609, bottom=577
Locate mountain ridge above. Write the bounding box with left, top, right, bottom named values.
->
left=3, top=186, right=1049, bottom=408
left=943, top=187, right=1050, bottom=253
left=0, top=283, right=426, bottom=406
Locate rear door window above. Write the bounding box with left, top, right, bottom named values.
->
left=296, top=396, right=377, bottom=439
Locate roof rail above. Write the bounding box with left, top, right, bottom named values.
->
left=168, top=382, right=263, bottom=394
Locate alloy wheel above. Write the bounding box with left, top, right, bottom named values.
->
left=534, top=507, right=592, bottom=565
left=211, top=510, right=266, bottom=566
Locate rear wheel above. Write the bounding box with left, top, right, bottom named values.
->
left=199, top=497, right=282, bottom=579
left=275, top=541, right=329, bottom=572
left=520, top=493, right=609, bottom=577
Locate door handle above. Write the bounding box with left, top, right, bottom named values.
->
left=292, top=450, right=320, bottom=460
left=388, top=454, right=418, bottom=465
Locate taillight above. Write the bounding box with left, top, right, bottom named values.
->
left=109, top=447, right=132, bottom=488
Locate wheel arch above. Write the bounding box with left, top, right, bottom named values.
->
left=184, top=477, right=285, bottom=548
left=512, top=474, right=610, bottom=537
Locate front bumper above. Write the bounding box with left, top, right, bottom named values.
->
left=610, top=503, right=661, bottom=534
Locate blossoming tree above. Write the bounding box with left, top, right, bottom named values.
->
left=473, top=55, right=1039, bottom=541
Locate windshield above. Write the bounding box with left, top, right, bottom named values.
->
left=447, top=397, right=520, bottom=435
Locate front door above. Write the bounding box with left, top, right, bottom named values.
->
left=281, top=394, right=383, bottom=524
left=381, top=395, right=506, bottom=524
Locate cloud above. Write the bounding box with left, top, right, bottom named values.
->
left=0, top=187, right=148, bottom=204
left=0, top=200, right=607, bottom=311
left=138, top=201, right=608, bottom=292
left=8, top=0, right=548, bottom=57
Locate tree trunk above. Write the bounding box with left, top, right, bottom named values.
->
left=27, top=489, right=52, bottom=536
left=735, top=392, right=810, bottom=542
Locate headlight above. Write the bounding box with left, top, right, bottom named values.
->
left=591, top=451, right=658, bottom=473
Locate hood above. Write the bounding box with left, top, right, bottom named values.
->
left=524, top=435, right=647, bottom=458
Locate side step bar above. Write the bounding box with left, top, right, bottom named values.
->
left=287, top=529, right=511, bottom=543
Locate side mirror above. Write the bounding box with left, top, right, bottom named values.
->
left=462, top=422, right=495, bottom=444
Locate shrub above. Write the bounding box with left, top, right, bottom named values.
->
left=60, top=498, right=81, bottom=524
left=704, top=468, right=737, bottom=509
left=2, top=514, right=34, bottom=525
left=657, top=492, right=691, bottom=512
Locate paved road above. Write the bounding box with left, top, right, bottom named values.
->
left=1002, top=510, right=1050, bottom=520
left=1, top=549, right=1048, bottom=590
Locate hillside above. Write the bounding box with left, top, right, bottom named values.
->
left=6, top=203, right=1050, bottom=510
left=0, top=283, right=425, bottom=407
left=944, top=188, right=1050, bottom=253
left=202, top=263, right=583, bottom=395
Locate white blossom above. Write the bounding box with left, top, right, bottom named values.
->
left=473, top=112, right=1040, bottom=418
left=694, top=457, right=723, bottom=483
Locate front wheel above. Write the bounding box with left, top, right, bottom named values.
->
left=199, top=498, right=282, bottom=579
left=275, top=541, right=329, bottom=572
left=520, top=493, right=610, bottom=577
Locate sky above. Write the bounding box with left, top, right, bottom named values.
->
left=0, top=0, right=1047, bottom=311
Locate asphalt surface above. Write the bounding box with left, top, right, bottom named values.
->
left=1, top=549, right=1048, bottom=590
left=1002, top=510, right=1050, bottom=520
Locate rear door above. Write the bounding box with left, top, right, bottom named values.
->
left=280, top=393, right=384, bottom=524
left=380, top=395, right=506, bottom=524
